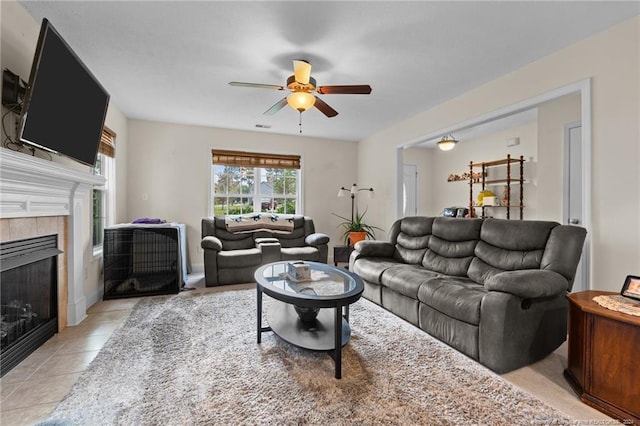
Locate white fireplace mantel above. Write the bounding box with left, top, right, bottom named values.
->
left=0, top=148, right=105, bottom=325
left=0, top=148, right=104, bottom=218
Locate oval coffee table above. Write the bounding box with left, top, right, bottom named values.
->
left=255, top=261, right=364, bottom=379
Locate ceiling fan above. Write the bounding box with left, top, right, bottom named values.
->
left=229, top=60, right=372, bottom=118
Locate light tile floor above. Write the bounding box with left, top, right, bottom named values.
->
left=0, top=273, right=613, bottom=425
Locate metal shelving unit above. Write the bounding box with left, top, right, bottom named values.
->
left=469, top=154, right=525, bottom=220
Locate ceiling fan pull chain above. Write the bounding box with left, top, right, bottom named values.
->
left=299, top=110, right=303, bottom=134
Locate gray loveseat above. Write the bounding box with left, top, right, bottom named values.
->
left=201, top=216, right=329, bottom=286
left=350, top=216, right=586, bottom=373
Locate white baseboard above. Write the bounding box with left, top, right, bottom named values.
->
left=85, top=286, right=104, bottom=311
left=190, top=263, right=204, bottom=273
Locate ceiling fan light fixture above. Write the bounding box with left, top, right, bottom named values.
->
left=293, top=59, right=311, bottom=85
left=437, top=135, right=458, bottom=151
left=287, top=91, right=315, bottom=112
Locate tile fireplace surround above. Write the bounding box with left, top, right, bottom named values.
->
left=0, top=148, right=105, bottom=330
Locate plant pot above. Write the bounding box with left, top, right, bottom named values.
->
left=348, top=231, right=367, bottom=247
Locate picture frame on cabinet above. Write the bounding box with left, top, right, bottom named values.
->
left=620, top=274, right=640, bottom=301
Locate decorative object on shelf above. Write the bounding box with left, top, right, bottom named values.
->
left=447, top=171, right=485, bottom=182
left=442, top=207, right=469, bottom=218
left=502, top=185, right=509, bottom=206
left=476, top=190, right=496, bottom=206
left=437, top=134, right=458, bottom=151
left=469, top=155, right=525, bottom=220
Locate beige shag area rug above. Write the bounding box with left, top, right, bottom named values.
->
left=48, top=289, right=572, bottom=425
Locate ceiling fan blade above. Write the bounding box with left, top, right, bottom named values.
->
left=293, top=60, right=311, bottom=84
left=229, top=82, right=284, bottom=90
left=263, top=97, right=288, bottom=115
left=314, top=96, right=338, bottom=117
left=317, top=85, right=372, bottom=95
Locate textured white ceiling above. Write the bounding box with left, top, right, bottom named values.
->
left=18, top=1, right=640, bottom=142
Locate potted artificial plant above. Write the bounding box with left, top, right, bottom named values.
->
left=333, top=209, right=383, bottom=247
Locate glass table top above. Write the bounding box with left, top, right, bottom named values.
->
left=255, top=261, right=362, bottom=301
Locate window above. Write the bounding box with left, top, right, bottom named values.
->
left=93, top=127, right=116, bottom=253
left=211, top=150, right=300, bottom=216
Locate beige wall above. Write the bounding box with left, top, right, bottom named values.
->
left=1, top=0, right=129, bottom=304
left=358, top=16, right=640, bottom=292
left=127, top=120, right=357, bottom=269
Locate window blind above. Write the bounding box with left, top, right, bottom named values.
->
left=211, top=149, right=300, bottom=170
left=98, top=127, right=116, bottom=158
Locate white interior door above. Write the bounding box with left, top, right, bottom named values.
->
left=403, top=164, right=418, bottom=217
left=564, top=122, right=588, bottom=292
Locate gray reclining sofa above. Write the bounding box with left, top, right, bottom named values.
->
left=350, top=216, right=586, bottom=373
left=201, top=216, right=329, bottom=286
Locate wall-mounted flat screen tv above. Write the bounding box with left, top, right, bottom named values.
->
left=19, top=18, right=110, bottom=167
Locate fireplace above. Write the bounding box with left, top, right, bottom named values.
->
left=0, top=234, right=61, bottom=377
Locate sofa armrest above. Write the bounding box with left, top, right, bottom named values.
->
left=305, top=232, right=329, bottom=247
left=201, top=236, right=222, bottom=251
left=485, top=269, right=568, bottom=299
left=353, top=240, right=395, bottom=258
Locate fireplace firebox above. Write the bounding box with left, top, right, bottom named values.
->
left=0, top=235, right=61, bottom=377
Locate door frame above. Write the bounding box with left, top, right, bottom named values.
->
left=563, top=121, right=589, bottom=290
left=395, top=78, right=592, bottom=289
left=563, top=121, right=582, bottom=225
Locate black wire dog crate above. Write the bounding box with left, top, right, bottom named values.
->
left=103, top=226, right=182, bottom=299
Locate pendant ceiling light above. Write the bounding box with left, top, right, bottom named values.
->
left=437, top=135, right=459, bottom=151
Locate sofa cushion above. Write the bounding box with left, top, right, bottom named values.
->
left=474, top=240, right=543, bottom=271
left=380, top=265, right=439, bottom=299
left=419, top=218, right=481, bottom=277
left=417, top=276, right=486, bottom=325
left=432, top=217, right=483, bottom=242
left=211, top=217, right=256, bottom=250
left=481, top=219, right=557, bottom=251
left=217, top=248, right=262, bottom=268
left=352, top=257, right=403, bottom=284
left=281, top=246, right=320, bottom=261
left=468, top=241, right=544, bottom=285
left=421, top=250, right=474, bottom=277
left=392, top=217, right=433, bottom=264
left=467, top=257, right=503, bottom=285
left=277, top=218, right=307, bottom=248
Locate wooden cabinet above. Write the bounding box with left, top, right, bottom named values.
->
left=564, top=291, right=640, bottom=424
left=469, top=154, right=524, bottom=220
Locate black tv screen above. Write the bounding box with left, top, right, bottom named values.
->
left=19, top=19, right=109, bottom=167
